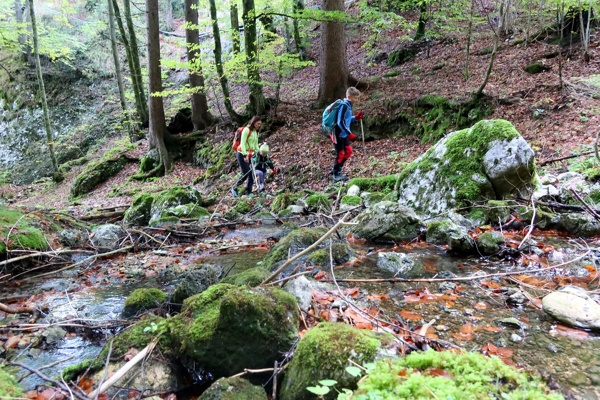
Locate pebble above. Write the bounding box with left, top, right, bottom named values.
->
left=464, top=308, right=474, bottom=316
left=547, top=344, right=559, bottom=353
left=435, top=325, right=450, bottom=332
left=510, top=333, right=523, bottom=343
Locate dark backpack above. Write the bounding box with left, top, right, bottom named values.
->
left=232, top=126, right=248, bottom=152
left=321, top=99, right=343, bottom=138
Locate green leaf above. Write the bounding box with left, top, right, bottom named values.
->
left=319, top=379, right=338, bottom=387
left=345, top=366, right=363, bottom=377
left=307, top=386, right=330, bottom=395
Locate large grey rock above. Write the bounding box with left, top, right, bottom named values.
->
left=377, top=252, right=415, bottom=275
left=396, top=119, right=535, bottom=216
left=352, top=201, right=422, bottom=243
left=542, top=286, right=600, bottom=330
left=283, top=276, right=332, bottom=311
left=552, top=212, right=600, bottom=237
left=58, top=229, right=87, bottom=248
left=199, top=376, right=268, bottom=400
left=426, top=219, right=475, bottom=253
left=475, top=231, right=505, bottom=255
left=171, top=264, right=223, bottom=306
left=90, top=224, right=125, bottom=249
left=149, top=186, right=205, bottom=226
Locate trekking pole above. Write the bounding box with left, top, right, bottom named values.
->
left=360, top=119, right=365, bottom=148
left=250, top=156, right=259, bottom=194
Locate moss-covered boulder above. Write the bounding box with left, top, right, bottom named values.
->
left=199, top=376, right=268, bottom=400
left=426, top=219, right=475, bottom=253
left=396, top=119, right=536, bottom=217
left=476, top=231, right=505, bottom=255
left=0, top=366, right=24, bottom=398
left=523, top=61, right=549, bottom=74
left=271, top=192, right=302, bottom=213
left=122, top=288, right=167, bottom=317
left=305, top=193, right=331, bottom=212
left=352, top=201, right=422, bottom=243
left=70, top=150, right=129, bottom=198
left=0, top=206, right=47, bottom=255
left=149, top=186, right=205, bottom=225
left=168, top=284, right=299, bottom=377
left=515, top=205, right=556, bottom=230
left=90, top=223, right=125, bottom=249
left=483, top=199, right=512, bottom=225
left=360, top=191, right=386, bottom=207
left=220, top=267, right=270, bottom=287
left=123, top=193, right=155, bottom=226
left=347, top=175, right=397, bottom=194
left=340, top=195, right=362, bottom=208
left=346, top=349, right=562, bottom=399
left=171, top=264, right=223, bottom=306
left=552, top=212, right=600, bottom=237
left=263, top=227, right=353, bottom=276
left=280, top=322, right=394, bottom=400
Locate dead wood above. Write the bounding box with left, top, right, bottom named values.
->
left=80, top=210, right=126, bottom=221
left=0, top=301, right=43, bottom=314
left=537, top=150, right=594, bottom=166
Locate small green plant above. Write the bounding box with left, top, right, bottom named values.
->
left=306, top=379, right=338, bottom=398
left=143, top=322, right=159, bottom=334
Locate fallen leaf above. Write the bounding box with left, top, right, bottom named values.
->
left=399, top=310, right=422, bottom=321
left=474, top=302, right=488, bottom=310
left=550, top=324, right=589, bottom=339
left=451, top=322, right=474, bottom=341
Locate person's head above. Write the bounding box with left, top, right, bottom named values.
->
left=259, top=143, right=270, bottom=156
left=346, top=87, right=361, bottom=103
left=248, top=116, right=262, bottom=131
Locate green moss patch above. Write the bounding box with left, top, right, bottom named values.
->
left=341, top=195, right=362, bottom=206
left=0, top=206, right=48, bottom=255
left=0, top=366, right=24, bottom=398
left=263, top=227, right=328, bottom=270
left=124, top=193, right=155, bottom=226
left=305, top=193, right=331, bottom=211
left=348, top=350, right=563, bottom=399
left=221, top=267, right=270, bottom=287
left=122, top=288, right=167, bottom=317
left=347, top=175, right=397, bottom=194
left=271, top=192, right=302, bottom=213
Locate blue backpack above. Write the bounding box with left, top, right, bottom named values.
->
left=321, top=99, right=343, bottom=139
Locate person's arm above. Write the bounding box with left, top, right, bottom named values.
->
left=239, top=127, right=251, bottom=155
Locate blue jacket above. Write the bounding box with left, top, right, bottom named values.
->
left=336, top=99, right=356, bottom=139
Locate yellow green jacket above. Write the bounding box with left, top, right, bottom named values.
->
left=239, top=127, right=259, bottom=156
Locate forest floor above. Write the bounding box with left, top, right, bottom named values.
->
left=7, top=10, right=600, bottom=213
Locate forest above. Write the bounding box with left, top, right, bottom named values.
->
left=0, top=0, right=599, bottom=398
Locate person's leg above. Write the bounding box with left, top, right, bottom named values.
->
left=246, top=162, right=255, bottom=195
left=234, top=152, right=250, bottom=196
left=332, top=137, right=346, bottom=176
left=255, top=170, right=265, bottom=191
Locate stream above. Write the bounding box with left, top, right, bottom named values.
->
left=1, top=224, right=599, bottom=399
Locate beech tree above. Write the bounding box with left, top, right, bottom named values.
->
left=317, top=0, right=349, bottom=105
left=242, top=0, right=266, bottom=115
left=146, top=0, right=171, bottom=174
left=185, top=0, right=215, bottom=130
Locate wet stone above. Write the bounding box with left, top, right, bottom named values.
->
left=496, top=317, right=528, bottom=330
left=547, top=343, right=559, bottom=353
left=567, top=371, right=589, bottom=386
left=438, top=281, right=456, bottom=292
left=510, top=333, right=523, bottom=343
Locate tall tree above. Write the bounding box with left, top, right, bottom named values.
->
left=166, top=0, right=175, bottom=31
left=317, top=0, right=348, bottom=106
left=230, top=2, right=241, bottom=55
left=185, top=0, right=215, bottom=129
left=28, top=0, right=59, bottom=175
left=112, top=0, right=149, bottom=126
left=242, top=0, right=266, bottom=115
left=123, top=0, right=148, bottom=124
left=107, top=0, right=132, bottom=140
left=209, top=0, right=244, bottom=122
left=146, top=0, right=171, bottom=174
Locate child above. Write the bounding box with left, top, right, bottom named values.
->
left=331, top=87, right=363, bottom=182
left=252, top=143, right=276, bottom=193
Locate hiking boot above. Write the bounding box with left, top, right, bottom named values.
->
left=231, top=187, right=239, bottom=197
left=333, top=173, right=349, bottom=182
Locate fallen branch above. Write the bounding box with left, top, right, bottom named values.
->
left=0, top=248, right=90, bottom=269
left=262, top=213, right=353, bottom=285
left=322, top=250, right=590, bottom=284
left=537, top=150, right=594, bottom=166
left=0, top=302, right=44, bottom=315
left=80, top=210, right=126, bottom=221
left=18, top=356, right=74, bottom=382
left=230, top=367, right=275, bottom=378
left=569, top=188, right=600, bottom=221
left=87, top=341, right=156, bottom=399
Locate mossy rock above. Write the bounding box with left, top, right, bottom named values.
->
left=476, top=231, right=505, bottom=255
left=352, top=202, right=422, bottom=243
left=396, top=119, right=535, bottom=216
left=426, top=219, right=475, bottom=253
left=280, top=322, right=393, bottom=400
left=0, top=206, right=48, bottom=255
left=168, top=283, right=299, bottom=377
left=347, top=175, right=397, bottom=194
left=194, top=141, right=234, bottom=179
left=123, top=193, right=155, bottom=226
left=515, top=206, right=555, bottom=229
left=523, top=61, right=549, bottom=74
left=234, top=200, right=251, bottom=214
left=387, top=48, right=416, bottom=67
left=221, top=267, right=270, bottom=287
left=0, top=366, right=24, bottom=398
left=305, top=193, right=331, bottom=212
left=149, top=186, right=205, bottom=225
left=70, top=154, right=128, bottom=198
left=348, top=349, right=563, bottom=399
left=271, top=192, right=302, bottom=213
left=199, top=376, right=268, bottom=400
left=341, top=195, right=362, bottom=206
left=140, top=148, right=160, bottom=173
left=306, top=243, right=354, bottom=266
left=171, top=264, right=223, bottom=306
left=484, top=200, right=512, bottom=225
left=122, top=288, right=167, bottom=318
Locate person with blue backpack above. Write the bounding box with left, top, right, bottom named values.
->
left=322, top=87, right=364, bottom=182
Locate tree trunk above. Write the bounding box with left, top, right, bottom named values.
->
left=124, top=0, right=149, bottom=126
left=14, top=0, right=27, bottom=52
left=292, top=0, right=305, bottom=59
left=230, top=3, right=241, bottom=55
left=166, top=0, right=174, bottom=31
left=242, top=0, right=266, bottom=115
left=146, top=0, right=171, bottom=174
left=185, top=0, right=215, bottom=130
left=475, top=30, right=498, bottom=98
left=209, top=0, right=244, bottom=123
left=112, top=0, right=148, bottom=127
left=317, top=0, right=349, bottom=106
left=107, top=0, right=132, bottom=140
left=413, top=2, right=428, bottom=41
left=28, top=0, right=58, bottom=174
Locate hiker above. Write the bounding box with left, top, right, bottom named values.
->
left=232, top=116, right=261, bottom=197
left=331, top=87, right=363, bottom=182
left=252, top=143, right=276, bottom=193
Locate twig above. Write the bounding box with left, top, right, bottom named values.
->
left=537, top=150, right=594, bottom=166
left=10, top=362, right=88, bottom=400
left=229, top=367, right=274, bottom=378
left=570, top=188, right=600, bottom=221
left=518, top=197, right=536, bottom=250
left=0, top=249, right=90, bottom=269
left=265, top=270, right=312, bottom=286
left=18, top=356, right=74, bottom=382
